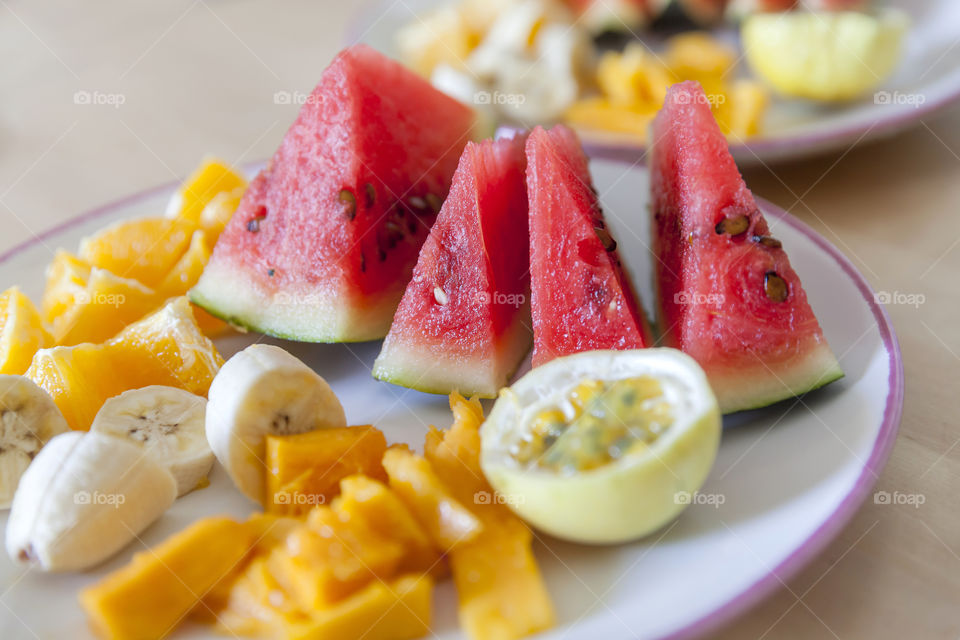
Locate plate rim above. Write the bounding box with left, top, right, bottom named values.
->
left=0, top=169, right=904, bottom=640
left=343, top=0, right=960, bottom=165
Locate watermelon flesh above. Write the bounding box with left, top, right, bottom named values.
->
left=527, top=125, right=652, bottom=367
left=373, top=135, right=531, bottom=398
left=191, top=45, right=476, bottom=342
left=650, top=81, right=842, bottom=413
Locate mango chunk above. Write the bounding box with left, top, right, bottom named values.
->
left=286, top=574, right=433, bottom=640
left=80, top=517, right=254, bottom=640
left=265, top=425, right=388, bottom=515
left=382, top=446, right=482, bottom=551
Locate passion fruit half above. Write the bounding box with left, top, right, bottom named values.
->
left=480, top=348, right=721, bottom=544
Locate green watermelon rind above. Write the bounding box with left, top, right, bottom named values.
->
left=372, top=310, right=533, bottom=398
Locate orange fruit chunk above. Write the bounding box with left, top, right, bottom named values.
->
left=78, top=217, right=195, bottom=288
left=41, top=250, right=91, bottom=323
left=157, top=230, right=228, bottom=336
left=0, top=287, right=52, bottom=375
left=198, top=186, right=245, bottom=240
left=169, top=158, right=247, bottom=225
left=26, top=297, right=223, bottom=429
left=51, top=268, right=158, bottom=346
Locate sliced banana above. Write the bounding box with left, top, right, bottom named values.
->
left=6, top=431, right=177, bottom=571
left=0, top=375, right=69, bottom=509
left=206, top=344, right=346, bottom=504
left=91, top=386, right=213, bottom=497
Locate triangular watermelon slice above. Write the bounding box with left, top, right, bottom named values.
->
left=191, top=45, right=476, bottom=342
left=526, top=125, right=653, bottom=367
left=650, top=81, right=843, bottom=413
left=373, top=135, right=531, bottom=397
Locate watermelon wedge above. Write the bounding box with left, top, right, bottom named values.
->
left=190, top=45, right=476, bottom=342
left=526, top=125, right=652, bottom=367
left=373, top=135, right=531, bottom=397
left=650, top=81, right=843, bottom=413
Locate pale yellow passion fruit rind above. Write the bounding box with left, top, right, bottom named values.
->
left=480, top=348, right=722, bottom=544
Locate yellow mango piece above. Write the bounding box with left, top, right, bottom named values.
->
left=382, top=446, right=482, bottom=551
left=664, top=32, right=736, bottom=80
left=265, top=426, right=388, bottom=515
left=79, top=217, right=195, bottom=288
left=80, top=517, right=254, bottom=640
left=41, top=250, right=92, bottom=323
left=0, top=286, right=52, bottom=375
left=271, top=507, right=406, bottom=609
left=718, top=79, right=770, bottom=140
left=51, top=268, right=158, bottom=346
left=597, top=45, right=674, bottom=107
left=334, top=475, right=441, bottom=576
left=426, top=393, right=555, bottom=640
left=198, top=186, right=245, bottom=239
left=565, top=98, right=656, bottom=139
left=27, top=297, right=222, bottom=429
left=217, top=556, right=308, bottom=637
left=286, top=574, right=433, bottom=640
left=169, top=158, right=247, bottom=225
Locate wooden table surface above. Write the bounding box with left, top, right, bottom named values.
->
left=2, top=1, right=958, bottom=638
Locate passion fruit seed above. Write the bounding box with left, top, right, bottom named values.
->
left=339, top=189, right=357, bottom=220
left=426, top=193, right=442, bottom=213
left=755, top=235, right=783, bottom=249
left=764, top=271, right=789, bottom=302
left=364, top=183, right=376, bottom=208
left=715, top=214, right=750, bottom=236
left=594, top=227, right=617, bottom=252
left=433, top=285, right=449, bottom=305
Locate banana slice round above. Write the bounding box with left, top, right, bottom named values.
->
left=206, top=344, right=346, bottom=503
left=0, top=375, right=69, bottom=509
left=91, top=386, right=213, bottom=497
left=6, top=431, right=177, bottom=571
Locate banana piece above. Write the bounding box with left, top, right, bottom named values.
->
left=206, top=344, right=346, bottom=504
left=6, top=431, right=177, bottom=571
left=0, top=375, right=69, bottom=509
left=91, top=386, right=213, bottom=497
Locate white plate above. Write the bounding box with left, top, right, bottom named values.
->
left=347, top=0, right=960, bottom=165
left=0, top=159, right=902, bottom=639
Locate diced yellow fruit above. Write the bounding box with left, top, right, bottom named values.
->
left=41, top=250, right=91, bottom=323
left=0, top=286, right=52, bottom=375
left=270, top=507, right=405, bottom=609
left=334, top=475, right=441, bottom=576
left=286, top=574, right=433, bottom=640
left=79, top=217, right=195, bottom=288
left=426, top=393, right=555, bottom=640
left=718, top=79, right=770, bottom=139
left=217, top=556, right=307, bottom=637
left=396, top=5, right=476, bottom=77
left=382, top=446, right=482, bottom=551
left=265, top=426, right=388, bottom=516
left=51, top=268, right=158, bottom=346
left=170, top=158, right=247, bottom=225
left=157, top=229, right=227, bottom=337
left=79, top=517, right=254, bottom=640
left=27, top=297, right=222, bottom=429
left=664, top=32, right=737, bottom=80
left=565, top=98, right=657, bottom=139
left=198, top=186, right=245, bottom=239
left=597, top=45, right=674, bottom=107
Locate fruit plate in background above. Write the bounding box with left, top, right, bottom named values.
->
left=0, top=159, right=902, bottom=640
left=349, top=0, right=960, bottom=165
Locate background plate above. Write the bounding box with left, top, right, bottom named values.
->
left=0, top=159, right=902, bottom=639
left=348, top=0, right=960, bottom=166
